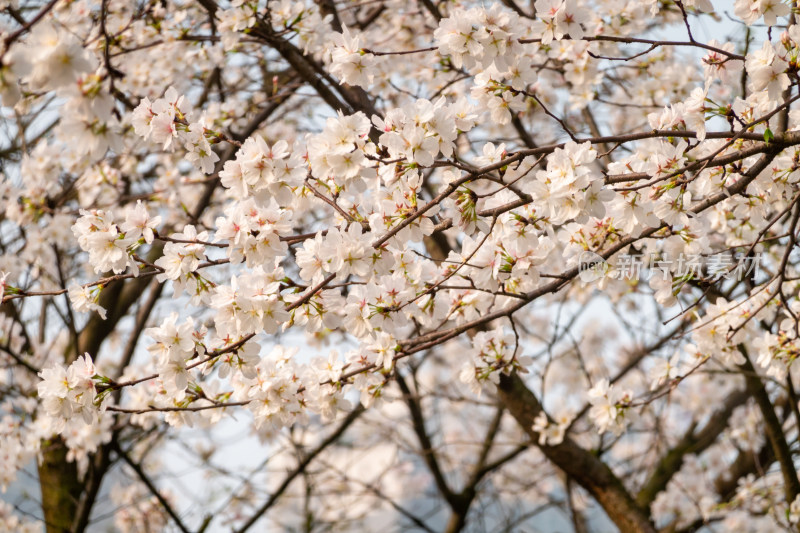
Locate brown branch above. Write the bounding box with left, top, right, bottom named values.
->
left=519, top=35, right=745, bottom=61
left=738, top=345, right=800, bottom=504
left=114, top=441, right=191, bottom=533
left=635, top=388, right=751, bottom=509
left=417, top=0, right=442, bottom=21
left=234, top=405, right=365, bottom=533
left=396, top=373, right=457, bottom=505
left=70, top=437, right=115, bottom=533
left=0, top=0, right=60, bottom=61
left=444, top=406, right=508, bottom=533
left=497, top=372, right=657, bottom=533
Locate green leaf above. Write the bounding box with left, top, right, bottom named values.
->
left=764, top=128, right=774, bottom=145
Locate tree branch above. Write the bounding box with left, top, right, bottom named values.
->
left=234, top=405, right=365, bottom=533
left=497, top=372, right=657, bottom=533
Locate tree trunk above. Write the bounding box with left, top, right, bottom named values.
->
left=38, top=437, right=83, bottom=533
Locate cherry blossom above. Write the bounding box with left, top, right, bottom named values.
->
left=3, top=2, right=800, bottom=532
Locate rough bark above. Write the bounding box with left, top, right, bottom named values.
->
left=38, top=438, right=83, bottom=533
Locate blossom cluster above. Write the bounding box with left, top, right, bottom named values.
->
left=2, top=0, right=800, bottom=530
left=37, top=354, right=104, bottom=431
left=132, top=87, right=220, bottom=173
